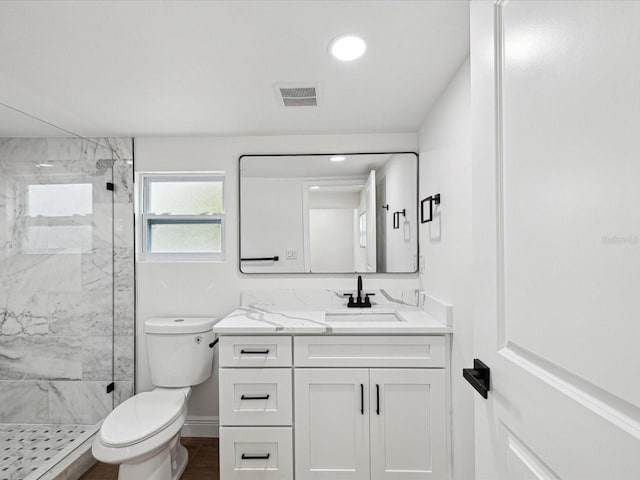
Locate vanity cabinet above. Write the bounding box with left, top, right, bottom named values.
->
left=218, top=335, right=448, bottom=480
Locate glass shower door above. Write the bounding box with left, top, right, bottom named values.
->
left=0, top=137, right=116, bottom=479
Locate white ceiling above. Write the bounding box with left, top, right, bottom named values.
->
left=241, top=154, right=397, bottom=178
left=0, top=1, right=469, bottom=137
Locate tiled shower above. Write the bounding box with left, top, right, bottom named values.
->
left=0, top=137, right=135, bottom=480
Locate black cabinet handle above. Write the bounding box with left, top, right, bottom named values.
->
left=241, top=256, right=279, bottom=262
left=242, top=453, right=270, bottom=460
left=360, top=384, right=364, bottom=415
left=240, top=394, right=270, bottom=400
left=463, top=359, right=491, bottom=399
left=376, top=384, right=380, bottom=415
left=240, top=349, right=270, bottom=354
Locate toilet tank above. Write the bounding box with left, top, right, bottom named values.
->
left=144, top=317, right=217, bottom=387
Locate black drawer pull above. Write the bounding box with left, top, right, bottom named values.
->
left=241, top=394, right=270, bottom=400
left=360, top=384, right=364, bottom=415
left=376, top=384, right=380, bottom=415
left=240, top=349, right=270, bottom=354
left=242, top=453, right=270, bottom=460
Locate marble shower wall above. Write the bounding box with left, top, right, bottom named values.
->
left=0, top=137, right=134, bottom=425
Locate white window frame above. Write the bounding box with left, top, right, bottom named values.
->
left=139, top=172, right=226, bottom=262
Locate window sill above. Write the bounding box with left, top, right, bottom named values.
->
left=137, top=253, right=226, bottom=263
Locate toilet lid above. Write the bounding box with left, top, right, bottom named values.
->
left=100, top=390, right=186, bottom=447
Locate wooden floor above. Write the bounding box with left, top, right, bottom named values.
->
left=81, top=437, right=219, bottom=479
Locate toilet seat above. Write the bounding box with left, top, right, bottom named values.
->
left=93, top=409, right=187, bottom=466
left=100, top=389, right=187, bottom=448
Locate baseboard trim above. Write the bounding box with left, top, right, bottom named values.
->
left=181, top=416, right=219, bottom=438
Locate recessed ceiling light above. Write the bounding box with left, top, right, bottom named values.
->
left=310, top=185, right=321, bottom=190
left=36, top=163, right=54, bottom=168
left=329, top=35, right=366, bottom=62
left=330, top=155, right=346, bottom=162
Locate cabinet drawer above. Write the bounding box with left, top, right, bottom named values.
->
left=220, top=368, right=292, bottom=426
left=294, top=335, right=446, bottom=368
left=220, top=427, right=293, bottom=480
left=219, top=336, right=292, bottom=367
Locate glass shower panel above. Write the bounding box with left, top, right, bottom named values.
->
left=0, top=99, right=133, bottom=478
left=0, top=138, right=115, bottom=427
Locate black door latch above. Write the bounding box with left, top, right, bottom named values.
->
left=463, top=359, right=490, bottom=399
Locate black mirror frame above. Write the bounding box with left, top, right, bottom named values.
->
left=238, top=151, right=419, bottom=275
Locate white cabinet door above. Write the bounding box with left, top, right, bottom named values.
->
left=294, top=369, right=370, bottom=480
left=370, top=369, right=446, bottom=480
left=471, top=1, right=640, bottom=479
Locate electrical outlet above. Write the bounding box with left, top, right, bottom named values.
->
left=286, top=249, right=297, bottom=260
left=419, top=254, right=426, bottom=274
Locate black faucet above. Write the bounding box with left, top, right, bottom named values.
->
left=344, top=275, right=374, bottom=308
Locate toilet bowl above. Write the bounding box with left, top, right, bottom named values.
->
left=93, top=388, right=191, bottom=480
left=93, top=317, right=216, bottom=480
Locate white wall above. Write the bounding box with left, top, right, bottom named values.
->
left=308, top=189, right=361, bottom=272
left=418, top=58, right=473, bottom=480
left=135, top=133, right=418, bottom=433
left=309, top=209, right=355, bottom=272
left=241, top=178, right=364, bottom=273
left=308, top=190, right=360, bottom=209
left=241, top=177, right=305, bottom=272
left=379, top=154, right=419, bottom=272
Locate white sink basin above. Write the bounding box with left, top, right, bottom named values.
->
left=325, top=312, right=405, bottom=323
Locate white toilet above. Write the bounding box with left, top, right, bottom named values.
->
left=93, top=317, right=216, bottom=480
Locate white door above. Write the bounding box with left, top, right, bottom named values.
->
left=370, top=369, right=446, bottom=480
left=294, top=369, right=370, bottom=480
left=471, top=1, right=640, bottom=479
left=365, top=170, right=377, bottom=272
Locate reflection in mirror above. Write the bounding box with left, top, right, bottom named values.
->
left=240, top=153, right=418, bottom=273
left=26, top=182, right=95, bottom=254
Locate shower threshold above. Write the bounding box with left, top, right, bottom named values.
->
left=0, top=424, right=97, bottom=480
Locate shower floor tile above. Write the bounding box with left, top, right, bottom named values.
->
left=0, top=424, right=89, bottom=480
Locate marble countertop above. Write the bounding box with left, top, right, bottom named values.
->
left=212, top=306, right=452, bottom=335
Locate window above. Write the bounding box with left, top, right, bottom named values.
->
left=141, top=174, right=225, bottom=261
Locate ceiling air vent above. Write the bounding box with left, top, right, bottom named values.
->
left=277, top=85, right=318, bottom=107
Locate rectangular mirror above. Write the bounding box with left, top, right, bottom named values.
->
left=240, top=153, right=418, bottom=273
